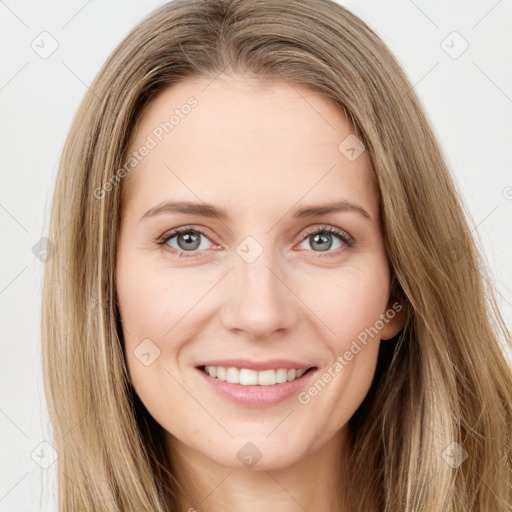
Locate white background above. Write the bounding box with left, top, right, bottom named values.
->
left=0, top=0, right=511, bottom=510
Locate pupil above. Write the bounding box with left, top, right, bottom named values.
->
left=176, top=231, right=333, bottom=252
left=179, top=231, right=200, bottom=250
left=312, top=233, right=332, bottom=251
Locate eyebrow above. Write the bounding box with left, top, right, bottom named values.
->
left=140, top=199, right=372, bottom=222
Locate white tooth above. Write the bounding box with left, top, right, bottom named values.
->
left=258, top=369, right=277, bottom=386
left=205, top=366, right=307, bottom=384
left=239, top=368, right=258, bottom=385
left=276, top=368, right=288, bottom=383
left=225, top=367, right=240, bottom=384
left=287, top=369, right=296, bottom=381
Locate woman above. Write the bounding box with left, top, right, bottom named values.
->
left=41, top=0, right=512, bottom=510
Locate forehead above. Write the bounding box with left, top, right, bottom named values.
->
left=121, top=75, right=377, bottom=221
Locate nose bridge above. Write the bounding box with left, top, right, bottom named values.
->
left=235, top=233, right=285, bottom=306
left=219, top=233, right=298, bottom=337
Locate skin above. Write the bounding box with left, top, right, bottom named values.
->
left=115, top=74, right=405, bottom=512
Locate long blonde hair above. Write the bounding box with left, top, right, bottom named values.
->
left=41, top=0, right=512, bottom=510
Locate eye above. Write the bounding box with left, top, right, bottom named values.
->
left=157, top=226, right=216, bottom=257
left=157, top=224, right=354, bottom=258
left=296, top=224, right=354, bottom=257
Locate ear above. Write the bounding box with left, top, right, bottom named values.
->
left=380, top=299, right=407, bottom=340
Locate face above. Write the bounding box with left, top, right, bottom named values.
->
left=115, top=74, right=404, bottom=472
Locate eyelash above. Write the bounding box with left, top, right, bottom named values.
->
left=156, top=224, right=355, bottom=259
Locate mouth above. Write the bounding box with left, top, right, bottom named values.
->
left=194, top=363, right=319, bottom=407
left=197, top=365, right=317, bottom=386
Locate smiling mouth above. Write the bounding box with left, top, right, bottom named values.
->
left=198, top=365, right=317, bottom=386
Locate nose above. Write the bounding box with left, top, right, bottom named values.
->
left=218, top=243, right=299, bottom=340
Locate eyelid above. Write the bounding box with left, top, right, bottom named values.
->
left=157, top=223, right=354, bottom=258
left=297, top=224, right=354, bottom=246
left=156, top=225, right=220, bottom=257
left=157, top=225, right=215, bottom=246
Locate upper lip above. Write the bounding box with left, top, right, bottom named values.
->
left=195, top=359, right=316, bottom=371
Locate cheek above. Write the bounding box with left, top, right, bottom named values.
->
left=116, top=251, right=199, bottom=343
left=115, top=251, right=212, bottom=418
left=116, top=243, right=390, bottom=441
left=116, top=251, right=171, bottom=384
left=117, top=249, right=390, bottom=373
left=295, top=262, right=390, bottom=349
left=116, top=259, right=193, bottom=435
left=291, top=263, right=389, bottom=412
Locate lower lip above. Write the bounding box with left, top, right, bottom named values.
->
left=195, top=367, right=318, bottom=407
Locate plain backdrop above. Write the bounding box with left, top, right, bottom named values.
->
left=0, top=0, right=511, bottom=510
